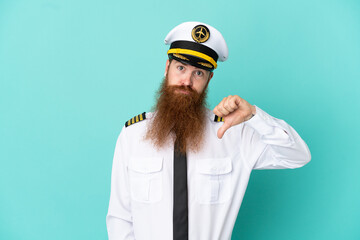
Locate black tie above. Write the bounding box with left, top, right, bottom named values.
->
left=173, top=141, right=188, bottom=240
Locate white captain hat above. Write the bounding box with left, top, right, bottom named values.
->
left=164, top=21, right=228, bottom=71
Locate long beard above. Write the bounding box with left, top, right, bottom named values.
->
left=145, top=76, right=208, bottom=154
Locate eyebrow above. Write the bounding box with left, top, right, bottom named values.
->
left=174, top=61, right=207, bottom=73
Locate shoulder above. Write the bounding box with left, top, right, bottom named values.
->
left=125, top=112, right=149, bottom=127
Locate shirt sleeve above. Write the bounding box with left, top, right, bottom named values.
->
left=241, top=105, right=311, bottom=170
left=106, top=127, right=136, bottom=240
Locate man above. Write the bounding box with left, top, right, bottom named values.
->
left=106, top=22, right=311, bottom=240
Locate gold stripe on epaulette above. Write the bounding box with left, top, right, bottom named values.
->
left=214, top=115, right=224, bottom=122
left=125, top=112, right=147, bottom=127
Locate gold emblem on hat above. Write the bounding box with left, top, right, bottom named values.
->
left=173, top=53, right=190, bottom=61
left=191, top=25, right=210, bottom=43
left=197, top=62, right=213, bottom=68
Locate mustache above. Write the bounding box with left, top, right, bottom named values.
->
left=164, top=85, right=200, bottom=98
left=167, top=85, right=196, bottom=92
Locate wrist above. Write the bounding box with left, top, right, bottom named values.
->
left=245, top=105, right=256, bottom=121
left=251, top=105, right=256, bottom=115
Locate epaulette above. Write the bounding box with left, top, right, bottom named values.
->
left=125, top=112, right=146, bottom=127
left=214, top=115, right=224, bottom=122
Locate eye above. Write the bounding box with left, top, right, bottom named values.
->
left=177, top=65, right=184, bottom=71
left=195, top=70, right=203, bottom=77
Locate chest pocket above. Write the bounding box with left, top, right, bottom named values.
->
left=195, top=157, right=232, bottom=204
left=128, top=157, right=163, bottom=203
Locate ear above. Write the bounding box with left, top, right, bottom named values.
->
left=208, top=72, right=214, bottom=82
left=164, top=59, right=170, bottom=77
left=203, top=72, right=214, bottom=90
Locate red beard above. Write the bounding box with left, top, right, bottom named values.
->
left=145, top=76, right=208, bottom=154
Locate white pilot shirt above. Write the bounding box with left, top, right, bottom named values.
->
left=106, top=106, right=311, bottom=240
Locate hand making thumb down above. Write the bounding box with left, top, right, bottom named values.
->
left=213, top=95, right=256, bottom=139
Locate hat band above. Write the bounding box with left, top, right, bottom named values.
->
left=167, top=48, right=218, bottom=69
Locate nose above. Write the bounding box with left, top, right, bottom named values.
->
left=181, top=72, right=193, bottom=87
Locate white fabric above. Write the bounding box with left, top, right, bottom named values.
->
left=164, top=21, right=229, bottom=62
left=106, top=106, right=311, bottom=240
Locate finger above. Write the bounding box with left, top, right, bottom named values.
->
left=233, top=95, right=242, bottom=107
left=223, top=96, right=233, bottom=112
left=224, top=96, right=239, bottom=113
left=213, top=97, right=227, bottom=116
left=217, top=104, right=230, bottom=116
left=213, top=105, right=225, bottom=117
left=213, top=107, right=222, bottom=117
left=213, top=99, right=230, bottom=116
left=217, top=120, right=232, bottom=139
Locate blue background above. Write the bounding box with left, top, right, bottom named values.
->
left=1, top=0, right=359, bottom=239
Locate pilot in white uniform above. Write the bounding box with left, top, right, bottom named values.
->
left=106, top=22, right=311, bottom=240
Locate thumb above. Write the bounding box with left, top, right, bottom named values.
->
left=217, top=121, right=232, bottom=139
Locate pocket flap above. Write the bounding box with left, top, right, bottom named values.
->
left=129, top=157, right=163, bottom=173
left=196, top=157, right=232, bottom=175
